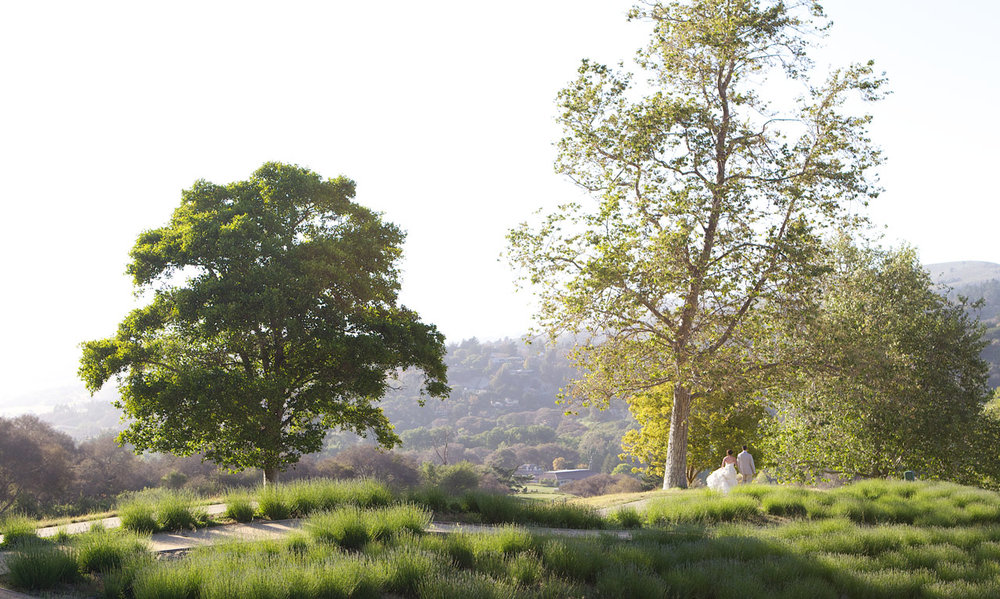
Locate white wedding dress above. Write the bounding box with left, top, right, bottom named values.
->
left=706, top=463, right=738, bottom=494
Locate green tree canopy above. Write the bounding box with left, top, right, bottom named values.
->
left=507, top=0, right=884, bottom=487
left=768, top=241, right=999, bottom=485
left=80, top=163, right=448, bottom=484
left=621, top=384, right=767, bottom=485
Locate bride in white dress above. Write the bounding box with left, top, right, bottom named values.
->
left=706, top=450, right=739, bottom=494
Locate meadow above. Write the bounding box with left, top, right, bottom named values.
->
left=2, top=478, right=1000, bottom=598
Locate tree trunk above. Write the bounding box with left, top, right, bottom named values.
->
left=663, top=385, right=693, bottom=489
left=263, top=466, right=279, bottom=486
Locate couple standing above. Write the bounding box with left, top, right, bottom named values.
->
left=706, top=446, right=755, bottom=494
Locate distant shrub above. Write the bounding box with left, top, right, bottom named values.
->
left=317, top=445, right=421, bottom=488
left=438, top=462, right=482, bottom=495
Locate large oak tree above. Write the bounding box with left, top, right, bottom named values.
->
left=80, top=163, right=448, bottom=484
left=508, top=0, right=884, bottom=487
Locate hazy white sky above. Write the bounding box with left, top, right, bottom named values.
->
left=1, top=1, right=998, bottom=408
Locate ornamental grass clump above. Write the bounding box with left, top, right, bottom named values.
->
left=645, top=491, right=760, bottom=525
left=129, top=558, right=204, bottom=599
left=257, top=484, right=292, bottom=520
left=223, top=490, right=255, bottom=522
left=460, top=491, right=524, bottom=524
left=0, top=513, right=40, bottom=549
left=760, top=487, right=809, bottom=518
left=74, top=527, right=150, bottom=573
left=378, top=545, right=443, bottom=595
left=524, top=500, right=604, bottom=529
left=306, top=506, right=371, bottom=550
left=471, top=524, right=536, bottom=557
left=505, top=552, right=544, bottom=586
left=156, top=490, right=206, bottom=531
left=540, top=537, right=608, bottom=583
left=594, top=563, right=664, bottom=599
left=609, top=505, right=643, bottom=529
left=117, top=498, right=158, bottom=534
left=367, top=503, right=431, bottom=541
left=417, top=569, right=519, bottom=599
left=6, top=545, right=80, bottom=590
left=306, top=504, right=429, bottom=551
left=405, top=485, right=453, bottom=513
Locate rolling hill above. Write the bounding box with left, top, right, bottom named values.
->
left=927, top=261, right=1000, bottom=388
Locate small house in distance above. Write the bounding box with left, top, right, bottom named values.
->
left=515, top=463, right=546, bottom=481
left=541, top=467, right=595, bottom=486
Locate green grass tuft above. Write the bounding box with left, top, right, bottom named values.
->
left=0, top=513, right=41, bottom=549
left=74, top=527, right=150, bottom=573
left=223, top=490, right=256, bottom=522
left=6, top=545, right=80, bottom=590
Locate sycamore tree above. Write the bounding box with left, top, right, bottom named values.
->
left=768, top=242, right=1000, bottom=485
left=507, top=0, right=884, bottom=488
left=80, top=163, right=448, bottom=485
left=621, top=385, right=767, bottom=485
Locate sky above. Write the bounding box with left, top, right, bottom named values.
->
left=1, top=1, right=998, bottom=410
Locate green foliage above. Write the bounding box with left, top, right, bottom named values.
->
left=524, top=501, right=604, bottom=529
left=0, top=513, right=40, bottom=548
left=73, top=527, right=149, bottom=573
left=987, top=388, right=1000, bottom=421
left=27, top=478, right=1000, bottom=598
left=645, top=491, right=761, bottom=525
left=116, top=489, right=206, bottom=532
left=255, top=478, right=394, bottom=521
left=257, top=484, right=292, bottom=520
left=622, top=385, right=767, bottom=483
left=6, top=545, right=80, bottom=590
left=306, top=506, right=370, bottom=550
left=609, top=506, right=644, bottom=529
left=768, top=242, right=999, bottom=485
left=305, top=504, right=430, bottom=550
left=223, top=491, right=255, bottom=522
left=156, top=490, right=205, bottom=531
left=79, top=162, right=448, bottom=482
left=117, top=498, right=157, bottom=534
left=436, top=461, right=482, bottom=495
left=507, top=0, right=885, bottom=489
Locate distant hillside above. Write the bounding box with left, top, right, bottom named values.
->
left=927, top=261, right=1000, bottom=288
left=927, top=261, right=1000, bottom=388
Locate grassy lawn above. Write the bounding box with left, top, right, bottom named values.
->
left=518, top=484, right=567, bottom=502
left=4, top=478, right=1000, bottom=597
